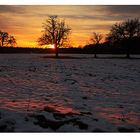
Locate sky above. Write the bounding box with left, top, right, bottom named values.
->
left=0, top=5, right=140, bottom=48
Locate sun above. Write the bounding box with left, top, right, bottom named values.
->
left=37, top=44, right=55, bottom=49
left=49, top=44, right=55, bottom=49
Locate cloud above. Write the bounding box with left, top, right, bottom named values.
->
left=104, top=5, right=140, bottom=18
left=0, top=5, right=26, bottom=14
left=0, top=5, right=140, bottom=47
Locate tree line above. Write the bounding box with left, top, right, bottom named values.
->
left=1, top=16, right=140, bottom=58
left=88, top=18, right=140, bottom=58
left=38, top=16, right=140, bottom=58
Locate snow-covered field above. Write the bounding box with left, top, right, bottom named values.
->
left=0, top=54, right=140, bottom=132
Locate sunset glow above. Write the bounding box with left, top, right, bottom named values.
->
left=49, top=44, right=55, bottom=49
left=0, top=5, right=140, bottom=48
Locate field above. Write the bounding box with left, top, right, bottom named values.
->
left=0, top=54, right=140, bottom=132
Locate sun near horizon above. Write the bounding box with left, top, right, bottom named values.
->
left=0, top=5, right=140, bottom=48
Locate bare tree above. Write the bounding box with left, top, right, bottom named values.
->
left=91, top=32, right=103, bottom=58
left=0, top=31, right=8, bottom=47
left=7, top=35, right=17, bottom=47
left=38, top=16, right=71, bottom=57
left=107, top=18, right=140, bottom=58
left=0, top=31, right=17, bottom=47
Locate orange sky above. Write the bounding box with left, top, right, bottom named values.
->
left=0, top=5, right=140, bottom=48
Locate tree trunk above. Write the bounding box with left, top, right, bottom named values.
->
left=55, top=44, right=58, bottom=57
left=94, top=45, right=98, bottom=58
left=126, top=43, right=130, bottom=59
left=94, top=53, right=97, bottom=58
left=2, top=39, right=4, bottom=47
left=126, top=53, right=130, bottom=58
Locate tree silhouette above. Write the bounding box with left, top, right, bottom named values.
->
left=107, top=18, right=140, bottom=58
left=38, top=16, right=71, bottom=57
left=7, top=35, right=17, bottom=47
left=91, top=32, right=103, bottom=58
left=0, top=31, right=8, bottom=47
left=0, top=31, right=17, bottom=47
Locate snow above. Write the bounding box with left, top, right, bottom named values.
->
left=0, top=54, right=140, bottom=132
